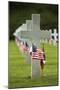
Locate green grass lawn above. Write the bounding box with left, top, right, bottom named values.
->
left=8, top=41, right=58, bottom=89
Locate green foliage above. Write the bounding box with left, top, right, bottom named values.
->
left=9, top=2, right=58, bottom=40
left=8, top=41, right=58, bottom=88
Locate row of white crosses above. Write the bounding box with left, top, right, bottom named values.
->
left=13, top=14, right=51, bottom=78
left=39, top=29, right=58, bottom=46
left=13, top=21, right=32, bottom=64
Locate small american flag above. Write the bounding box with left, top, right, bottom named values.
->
left=32, top=49, right=44, bottom=60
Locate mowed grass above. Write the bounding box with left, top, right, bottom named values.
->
left=8, top=41, right=58, bottom=89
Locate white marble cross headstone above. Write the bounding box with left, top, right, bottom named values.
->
left=20, top=14, right=51, bottom=78
left=50, top=29, right=58, bottom=46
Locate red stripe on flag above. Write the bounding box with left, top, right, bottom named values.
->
left=32, top=49, right=44, bottom=60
